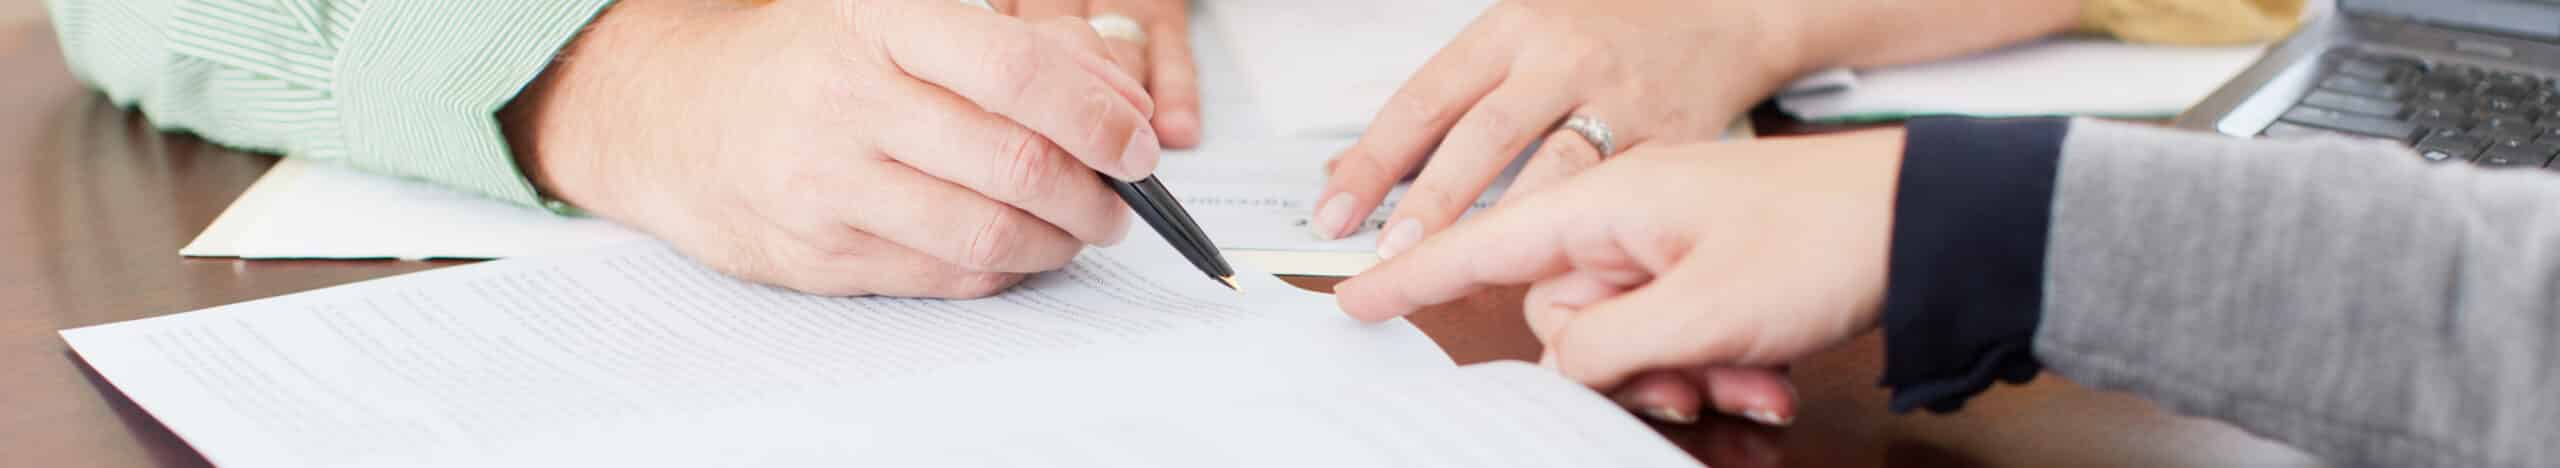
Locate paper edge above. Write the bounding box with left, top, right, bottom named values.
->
left=180, top=158, right=311, bottom=258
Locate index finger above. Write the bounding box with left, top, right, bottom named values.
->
left=1333, top=189, right=1583, bottom=322
left=872, top=2, right=1162, bottom=181
left=1309, top=18, right=1508, bottom=239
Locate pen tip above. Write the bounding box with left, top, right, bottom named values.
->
left=1219, top=276, right=1240, bottom=291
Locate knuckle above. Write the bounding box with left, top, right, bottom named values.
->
left=979, top=34, right=1046, bottom=106
left=1383, top=90, right=1459, bottom=131
left=1333, top=148, right=1405, bottom=185
left=1544, top=39, right=1608, bottom=72
left=802, top=228, right=871, bottom=259
left=992, top=131, right=1059, bottom=202
left=961, top=211, right=1025, bottom=271
left=1459, top=106, right=1524, bottom=147
left=943, top=272, right=1023, bottom=298
left=1397, top=185, right=1468, bottom=221
left=1542, top=131, right=1600, bottom=166
left=1075, top=91, right=1127, bottom=153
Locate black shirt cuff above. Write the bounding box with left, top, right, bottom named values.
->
left=1877, top=116, right=2071, bottom=413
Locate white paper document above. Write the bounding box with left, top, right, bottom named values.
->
left=1777, top=39, right=2269, bottom=121
left=1157, top=137, right=1508, bottom=277
left=66, top=236, right=1697, bottom=467
left=183, top=157, right=652, bottom=259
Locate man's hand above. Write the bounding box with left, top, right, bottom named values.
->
left=998, top=0, right=1201, bottom=148
left=1333, top=129, right=1909, bottom=425
left=503, top=0, right=1159, bottom=298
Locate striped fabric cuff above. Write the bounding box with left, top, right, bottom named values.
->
left=335, top=0, right=614, bottom=213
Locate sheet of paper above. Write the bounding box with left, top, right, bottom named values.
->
left=182, top=157, right=651, bottom=259
left=1775, top=39, right=2269, bottom=121
left=838, top=362, right=1703, bottom=468
left=68, top=235, right=1454, bottom=467
left=1157, top=137, right=1506, bottom=277
left=1203, top=0, right=1493, bottom=138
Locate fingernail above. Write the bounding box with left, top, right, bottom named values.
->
left=1118, top=124, right=1161, bottom=180
left=1309, top=193, right=1357, bottom=240
left=1376, top=218, right=1422, bottom=260
left=1742, top=408, right=1792, bottom=427
left=1545, top=282, right=1612, bottom=309
left=1643, top=406, right=1699, bottom=425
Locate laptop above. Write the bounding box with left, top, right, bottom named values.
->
left=2178, top=0, right=2560, bottom=169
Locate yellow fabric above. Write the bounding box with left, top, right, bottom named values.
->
left=2079, top=0, right=2307, bottom=45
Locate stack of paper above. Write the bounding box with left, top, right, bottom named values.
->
left=70, top=235, right=1703, bottom=467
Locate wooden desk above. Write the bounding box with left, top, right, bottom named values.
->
left=0, top=22, right=2326, bottom=467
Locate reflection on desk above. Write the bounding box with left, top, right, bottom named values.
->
left=0, top=22, right=2324, bottom=468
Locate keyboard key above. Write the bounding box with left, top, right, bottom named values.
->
left=2336, top=58, right=2398, bottom=81
left=2357, top=51, right=2427, bottom=71
left=2491, top=70, right=2540, bottom=87
left=2479, top=139, right=2560, bottom=167
left=2486, top=82, right=2539, bottom=100
left=2409, top=106, right=2470, bottom=129
left=2318, top=75, right=2405, bottom=99
left=2260, top=122, right=2341, bottom=140
left=2300, top=90, right=2407, bottom=117
left=2279, top=106, right=2419, bottom=142
left=2479, top=115, right=2541, bottom=140
left=2418, top=88, right=2458, bottom=101
left=2415, top=134, right=2489, bottom=163
left=2419, top=67, right=2485, bottom=93
left=2485, top=97, right=2528, bottom=114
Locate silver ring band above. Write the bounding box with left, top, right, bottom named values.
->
left=1560, top=115, right=1616, bottom=159
left=957, top=0, right=994, bottom=11
left=1088, top=13, right=1146, bottom=44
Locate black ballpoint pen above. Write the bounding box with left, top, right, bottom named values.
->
left=1103, top=174, right=1239, bottom=290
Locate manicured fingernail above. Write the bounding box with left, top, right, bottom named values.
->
left=1742, top=408, right=1792, bottom=427
left=1309, top=193, right=1357, bottom=240
left=1118, top=124, right=1161, bottom=180
left=1376, top=218, right=1422, bottom=260
left=1644, top=406, right=1698, bottom=425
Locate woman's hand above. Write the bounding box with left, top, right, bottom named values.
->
left=1307, top=0, right=1819, bottom=258
left=1333, top=129, right=1909, bottom=424
left=1002, top=0, right=1202, bottom=148
left=505, top=0, right=1158, bottom=297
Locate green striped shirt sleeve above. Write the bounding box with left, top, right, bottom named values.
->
left=45, top=0, right=615, bottom=213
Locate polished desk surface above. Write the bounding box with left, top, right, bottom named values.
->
left=0, top=20, right=2328, bottom=468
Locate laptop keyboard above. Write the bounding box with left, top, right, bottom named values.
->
left=2264, top=49, right=2560, bottom=171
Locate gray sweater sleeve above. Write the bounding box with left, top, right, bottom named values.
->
left=2038, top=119, right=2560, bottom=468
